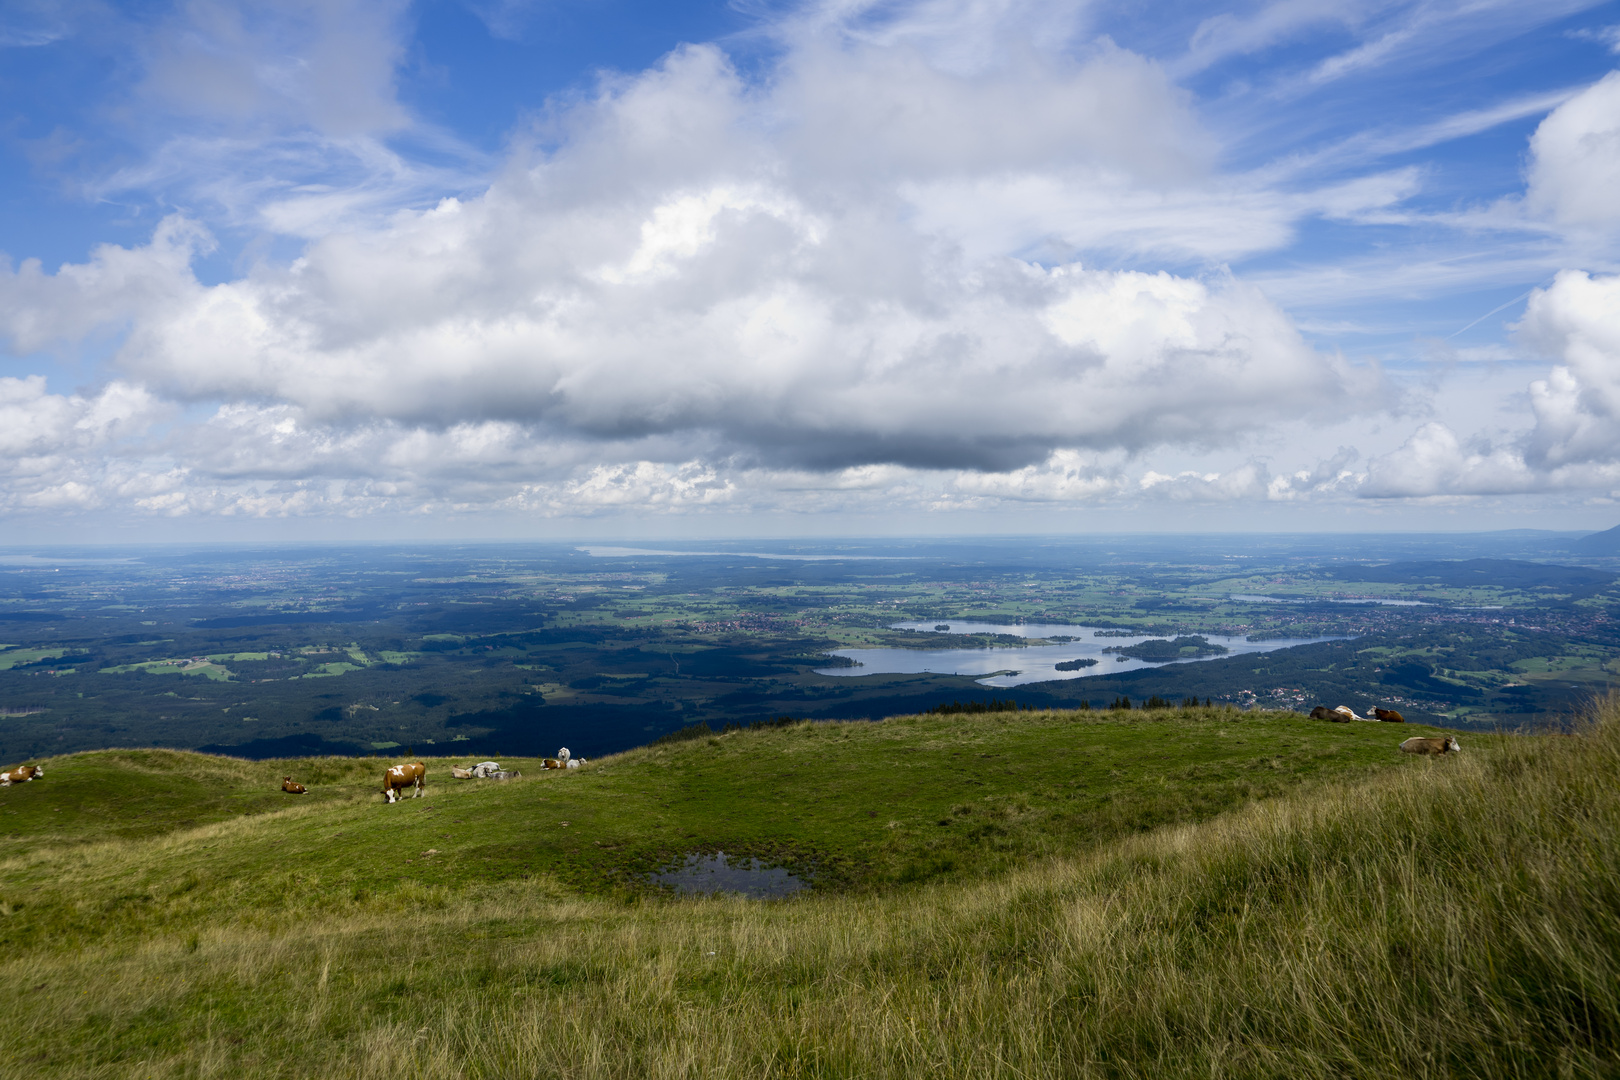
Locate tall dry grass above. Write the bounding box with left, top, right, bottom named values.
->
left=5, top=703, right=1619, bottom=1078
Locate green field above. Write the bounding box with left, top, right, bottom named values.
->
left=2, top=702, right=1616, bottom=1076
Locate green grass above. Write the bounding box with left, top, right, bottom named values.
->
left=1, top=704, right=1616, bottom=1077
left=98, top=660, right=235, bottom=681
left=0, top=647, right=75, bottom=671
left=1, top=707, right=1411, bottom=911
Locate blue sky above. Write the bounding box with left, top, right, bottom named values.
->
left=1, top=0, right=1618, bottom=540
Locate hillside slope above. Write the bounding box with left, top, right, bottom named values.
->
left=3, top=705, right=1615, bottom=1078
left=4, top=706, right=1413, bottom=914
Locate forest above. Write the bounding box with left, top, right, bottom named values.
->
left=1, top=530, right=1616, bottom=761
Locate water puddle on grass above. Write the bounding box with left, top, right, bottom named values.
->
left=654, top=852, right=806, bottom=899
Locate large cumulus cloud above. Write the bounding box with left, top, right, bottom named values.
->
left=1363, top=270, right=1620, bottom=498
left=1526, top=71, right=1620, bottom=233
left=23, top=2, right=1620, bottom=523
left=0, top=34, right=1388, bottom=519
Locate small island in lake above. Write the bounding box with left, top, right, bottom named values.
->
left=1102, top=635, right=1229, bottom=660
left=1054, top=657, right=1099, bottom=670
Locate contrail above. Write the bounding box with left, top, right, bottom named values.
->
left=1447, top=278, right=1554, bottom=339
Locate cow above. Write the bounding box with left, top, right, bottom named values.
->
left=1400, top=735, right=1461, bottom=755
left=1373, top=707, right=1406, bottom=723
left=382, top=761, right=426, bottom=802
left=1310, top=706, right=1351, bottom=722
left=281, top=776, right=307, bottom=794
left=0, top=764, right=42, bottom=786
left=557, top=747, right=571, bottom=766
left=469, top=761, right=502, bottom=779
left=451, top=766, right=475, bottom=780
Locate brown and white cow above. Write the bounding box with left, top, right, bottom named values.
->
left=281, top=776, right=307, bottom=794
left=1373, top=707, right=1406, bottom=723
left=382, top=761, right=426, bottom=802
left=1400, top=735, right=1461, bottom=755
left=1, top=764, right=42, bottom=786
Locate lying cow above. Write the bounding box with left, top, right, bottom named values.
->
left=1400, top=735, right=1461, bottom=755
left=0, top=764, right=42, bottom=786
left=382, top=761, right=426, bottom=802
left=1373, top=707, right=1406, bottom=723
left=1310, top=706, right=1352, bottom=722
left=451, top=766, right=476, bottom=780
left=281, top=776, right=307, bottom=794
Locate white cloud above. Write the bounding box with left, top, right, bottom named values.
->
left=0, top=376, right=169, bottom=513
left=0, top=39, right=1384, bottom=498
left=9, top=0, right=1619, bottom=526
left=0, top=377, right=164, bottom=458
left=0, top=217, right=210, bottom=355
left=1352, top=270, right=1620, bottom=498
left=949, top=450, right=1123, bottom=502
left=1361, top=421, right=1539, bottom=496
left=1526, top=71, right=1620, bottom=232
left=1518, top=269, right=1620, bottom=468
left=1568, top=24, right=1620, bottom=54
left=140, top=0, right=411, bottom=137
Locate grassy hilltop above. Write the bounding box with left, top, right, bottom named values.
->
left=1, top=704, right=1617, bottom=1077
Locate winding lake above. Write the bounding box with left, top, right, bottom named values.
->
left=815, top=620, right=1342, bottom=688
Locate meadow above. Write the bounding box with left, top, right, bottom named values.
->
left=1, top=702, right=1615, bottom=1077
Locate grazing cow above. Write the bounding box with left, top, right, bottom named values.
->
left=281, top=776, right=307, bottom=794
left=1310, top=706, right=1352, bottom=722
left=1373, top=707, right=1406, bottom=723
left=382, top=761, right=426, bottom=802
left=1400, top=735, right=1461, bottom=755
left=0, top=764, right=42, bottom=785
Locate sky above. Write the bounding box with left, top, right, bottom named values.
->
left=1, top=0, right=1618, bottom=542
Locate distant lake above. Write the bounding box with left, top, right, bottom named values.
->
left=815, top=620, right=1342, bottom=688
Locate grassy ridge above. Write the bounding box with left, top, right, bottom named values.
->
left=0, top=707, right=1409, bottom=931
left=2, top=706, right=1616, bottom=1076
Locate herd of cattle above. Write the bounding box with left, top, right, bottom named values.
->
left=1, top=714, right=1465, bottom=796
left=279, top=748, right=588, bottom=803
left=1309, top=705, right=1405, bottom=722
left=1307, top=703, right=1462, bottom=754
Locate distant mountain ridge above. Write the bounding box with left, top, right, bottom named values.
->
left=1573, top=524, right=1620, bottom=555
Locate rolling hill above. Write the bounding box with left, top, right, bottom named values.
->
left=1, top=703, right=1615, bottom=1077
